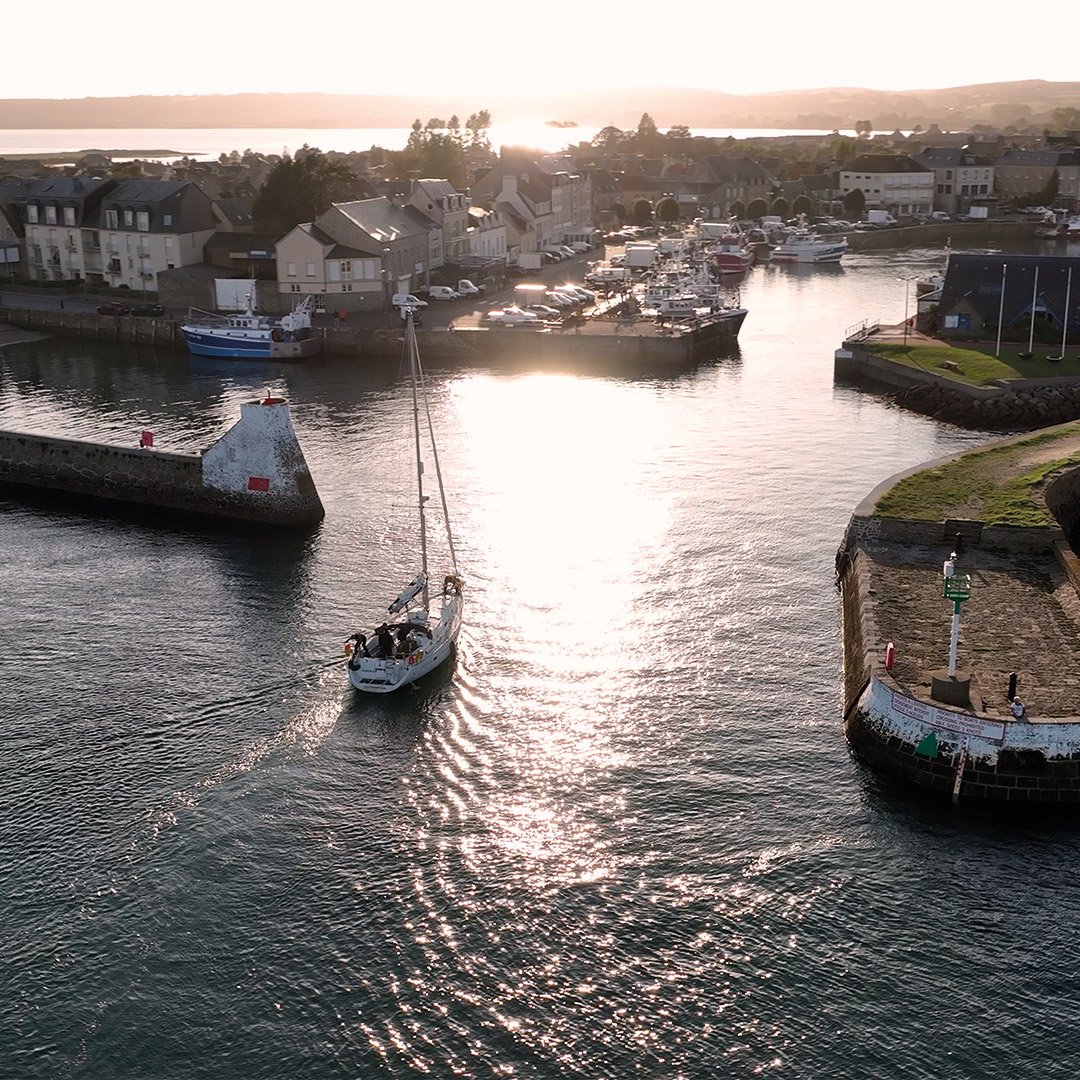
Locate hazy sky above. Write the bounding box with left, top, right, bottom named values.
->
left=4, top=0, right=1077, bottom=100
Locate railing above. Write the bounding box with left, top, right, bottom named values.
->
left=844, top=317, right=880, bottom=342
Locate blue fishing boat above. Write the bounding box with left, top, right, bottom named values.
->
left=180, top=293, right=321, bottom=360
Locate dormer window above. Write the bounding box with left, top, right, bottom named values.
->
left=64, top=207, right=76, bottom=226
left=136, top=211, right=149, bottom=232
left=124, top=210, right=133, bottom=227
left=27, top=205, right=38, bottom=223
left=105, top=209, right=118, bottom=228
left=45, top=206, right=56, bottom=224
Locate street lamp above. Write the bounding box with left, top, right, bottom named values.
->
left=897, top=272, right=918, bottom=345
left=381, top=247, right=392, bottom=312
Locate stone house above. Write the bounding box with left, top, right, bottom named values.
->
left=912, top=148, right=995, bottom=215
left=274, top=197, right=428, bottom=312
left=96, top=180, right=217, bottom=292
left=993, top=150, right=1062, bottom=204
left=839, top=155, right=934, bottom=217
left=404, top=179, right=471, bottom=268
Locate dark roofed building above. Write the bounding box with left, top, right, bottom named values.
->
left=936, top=253, right=1080, bottom=341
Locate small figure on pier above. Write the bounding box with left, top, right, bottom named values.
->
left=1011, top=696, right=1028, bottom=721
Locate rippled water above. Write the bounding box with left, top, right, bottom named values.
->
left=5, top=247, right=1080, bottom=1078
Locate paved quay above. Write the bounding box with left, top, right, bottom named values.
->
left=856, top=540, right=1080, bottom=721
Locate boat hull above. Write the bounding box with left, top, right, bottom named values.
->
left=347, top=593, right=464, bottom=694
left=181, top=328, right=322, bottom=360
left=772, top=247, right=846, bottom=264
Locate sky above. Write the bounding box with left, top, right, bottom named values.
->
left=4, top=0, right=1078, bottom=101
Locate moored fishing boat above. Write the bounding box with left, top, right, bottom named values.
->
left=771, top=228, right=848, bottom=264
left=180, top=291, right=322, bottom=360
left=711, top=233, right=755, bottom=274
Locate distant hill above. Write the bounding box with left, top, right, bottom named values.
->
left=2, top=81, right=1078, bottom=131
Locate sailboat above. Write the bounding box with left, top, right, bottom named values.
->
left=344, top=309, right=465, bottom=692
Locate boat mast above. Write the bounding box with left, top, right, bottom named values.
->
left=406, top=311, right=430, bottom=608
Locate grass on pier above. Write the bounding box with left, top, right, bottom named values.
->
left=871, top=342, right=1080, bottom=386
left=873, top=422, right=1080, bottom=526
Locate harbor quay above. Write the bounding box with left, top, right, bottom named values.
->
left=837, top=424, right=1080, bottom=803
left=0, top=303, right=744, bottom=367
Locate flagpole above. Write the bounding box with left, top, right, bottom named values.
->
left=1023, top=265, right=1039, bottom=357
left=995, top=261, right=1007, bottom=357
left=1062, top=266, right=1073, bottom=359
left=1051, top=266, right=1073, bottom=362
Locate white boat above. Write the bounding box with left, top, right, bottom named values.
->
left=344, top=310, right=464, bottom=693
left=771, top=229, right=848, bottom=264
left=180, top=290, right=322, bottom=360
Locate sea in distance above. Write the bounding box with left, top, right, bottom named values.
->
left=0, top=123, right=866, bottom=160
left=6, top=239, right=1080, bottom=1079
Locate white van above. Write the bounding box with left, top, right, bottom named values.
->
left=392, top=292, right=427, bottom=308
left=425, top=285, right=460, bottom=301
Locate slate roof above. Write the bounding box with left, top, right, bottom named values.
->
left=913, top=147, right=990, bottom=168
left=844, top=155, right=932, bottom=174
left=995, top=150, right=1064, bottom=167
left=328, top=198, right=427, bottom=248
left=939, top=253, right=1080, bottom=329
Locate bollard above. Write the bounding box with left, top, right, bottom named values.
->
left=885, top=642, right=895, bottom=671
left=1008, top=671, right=1018, bottom=701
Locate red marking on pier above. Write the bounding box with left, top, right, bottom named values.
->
left=139, top=430, right=154, bottom=448
left=247, top=476, right=270, bottom=492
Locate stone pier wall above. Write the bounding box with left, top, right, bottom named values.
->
left=836, top=345, right=1080, bottom=429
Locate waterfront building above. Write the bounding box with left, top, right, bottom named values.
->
left=934, top=253, right=1080, bottom=339
left=912, top=147, right=995, bottom=216
left=839, top=155, right=934, bottom=218
left=275, top=197, right=428, bottom=312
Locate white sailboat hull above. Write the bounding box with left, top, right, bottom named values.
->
left=347, top=592, right=463, bottom=693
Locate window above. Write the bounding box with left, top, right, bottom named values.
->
left=290, top=283, right=301, bottom=293
left=287, top=261, right=297, bottom=277
left=64, top=207, right=75, bottom=226
left=163, top=214, right=173, bottom=226
left=306, top=262, right=316, bottom=277
left=27, top=205, right=38, bottom=223
left=45, top=206, right=57, bottom=224
left=136, top=211, right=149, bottom=232
left=164, top=237, right=174, bottom=251
left=339, top=260, right=351, bottom=276
left=342, top=283, right=353, bottom=292
left=124, top=210, right=133, bottom=227
left=105, top=209, right=118, bottom=228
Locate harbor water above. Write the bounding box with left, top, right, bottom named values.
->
left=3, top=246, right=1079, bottom=1079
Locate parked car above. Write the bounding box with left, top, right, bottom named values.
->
left=523, top=304, right=562, bottom=320
left=556, top=245, right=576, bottom=259
left=391, top=292, right=428, bottom=308
left=505, top=264, right=530, bottom=278
left=540, top=251, right=562, bottom=264
left=456, top=279, right=486, bottom=296
left=545, top=290, right=579, bottom=308
left=97, top=302, right=131, bottom=316
left=556, top=284, right=595, bottom=303
left=425, top=285, right=460, bottom=302
left=131, top=303, right=165, bottom=317
left=486, top=306, right=538, bottom=325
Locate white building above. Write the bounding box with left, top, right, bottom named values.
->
left=840, top=155, right=935, bottom=217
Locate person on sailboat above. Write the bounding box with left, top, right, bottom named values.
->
left=376, top=624, right=395, bottom=659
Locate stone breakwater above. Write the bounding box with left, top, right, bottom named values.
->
left=0, top=399, right=324, bottom=528
left=835, top=344, right=1080, bottom=430
left=837, top=463, right=1080, bottom=804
